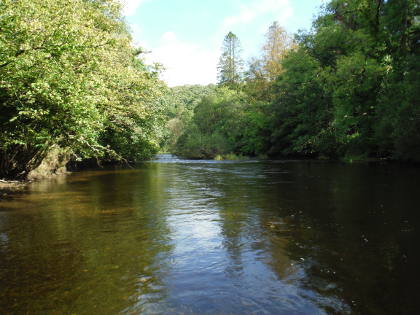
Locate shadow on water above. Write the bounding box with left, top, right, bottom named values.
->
left=0, top=154, right=419, bottom=314
left=0, top=168, right=174, bottom=314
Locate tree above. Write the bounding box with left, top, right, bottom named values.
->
left=244, top=57, right=271, bottom=101
left=243, top=22, right=294, bottom=102
left=160, top=84, right=216, bottom=150
left=270, top=48, right=335, bottom=158
left=267, top=0, right=419, bottom=161
left=0, top=0, right=166, bottom=179
left=217, top=32, right=243, bottom=88
left=262, top=21, right=294, bottom=81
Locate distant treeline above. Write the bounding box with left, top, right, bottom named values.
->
left=170, top=0, right=419, bottom=162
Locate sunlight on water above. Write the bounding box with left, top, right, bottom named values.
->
left=0, top=155, right=419, bottom=314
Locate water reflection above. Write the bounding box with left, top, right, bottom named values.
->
left=0, top=156, right=419, bottom=314
left=0, top=168, right=174, bottom=314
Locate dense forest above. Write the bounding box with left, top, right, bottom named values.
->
left=1, top=0, right=419, bottom=180
left=173, top=0, right=419, bottom=162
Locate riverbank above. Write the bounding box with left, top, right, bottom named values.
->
left=0, top=179, right=28, bottom=200
left=0, top=179, right=28, bottom=188
left=175, top=152, right=400, bottom=164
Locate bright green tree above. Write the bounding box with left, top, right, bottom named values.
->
left=0, top=0, right=166, bottom=179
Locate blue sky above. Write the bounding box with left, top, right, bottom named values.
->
left=121, top=0, right=325, bottom=86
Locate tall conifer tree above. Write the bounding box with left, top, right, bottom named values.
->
left=217, top=32, right=243, bottom=87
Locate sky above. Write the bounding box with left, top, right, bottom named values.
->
left=121, top=0, right=326, bottom=86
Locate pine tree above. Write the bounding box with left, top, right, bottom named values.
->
left=217, top=32, right=243, bottom=87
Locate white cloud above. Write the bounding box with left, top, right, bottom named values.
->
left=144, top=32, right=218, bottom=87
left=222, top=0, right=293, bottom=29
left=124, top=0, right=296, bottom=86
left=120, top=0, right=147, bottom=17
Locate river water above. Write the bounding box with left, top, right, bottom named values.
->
left=0, top=154, right=419, bottom=314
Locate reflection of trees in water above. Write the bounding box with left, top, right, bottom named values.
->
left=265, top=162, right=420, bottom=314
left=198, top=164, right=265, bottom=275
left=198, top=161, right=420, bottom=314
left=1, top=161, right=419, bottom=314
left=0, top=166, right=174, bottom=314
left=200, top=163, right=330, bottom=313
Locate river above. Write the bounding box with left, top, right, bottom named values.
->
left=0, top=154, right=419, bottom=314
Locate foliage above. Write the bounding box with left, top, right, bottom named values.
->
left=0, top=0, right=166, bottom=179
left=174, top=87, right=270, bottom=159
left=178, top=0, right=419, bottom=162
left=269, top=0, right=420, bottom=161
left=160, top=84, right=216, bottom=150
left=244, top=22, right=294, bottom=102
left=270, top=48, right=335, bottom=157
left=217, top=32, right=244, bottom=88
left=262, top=21, right=295, bottom=81
left=1, top=0, right=418, bottom=176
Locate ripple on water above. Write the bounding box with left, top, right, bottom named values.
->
left=1, top=156, right=419, bottom=314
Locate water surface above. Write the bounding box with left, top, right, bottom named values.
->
left=1, top=155, right=419, bottom=314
